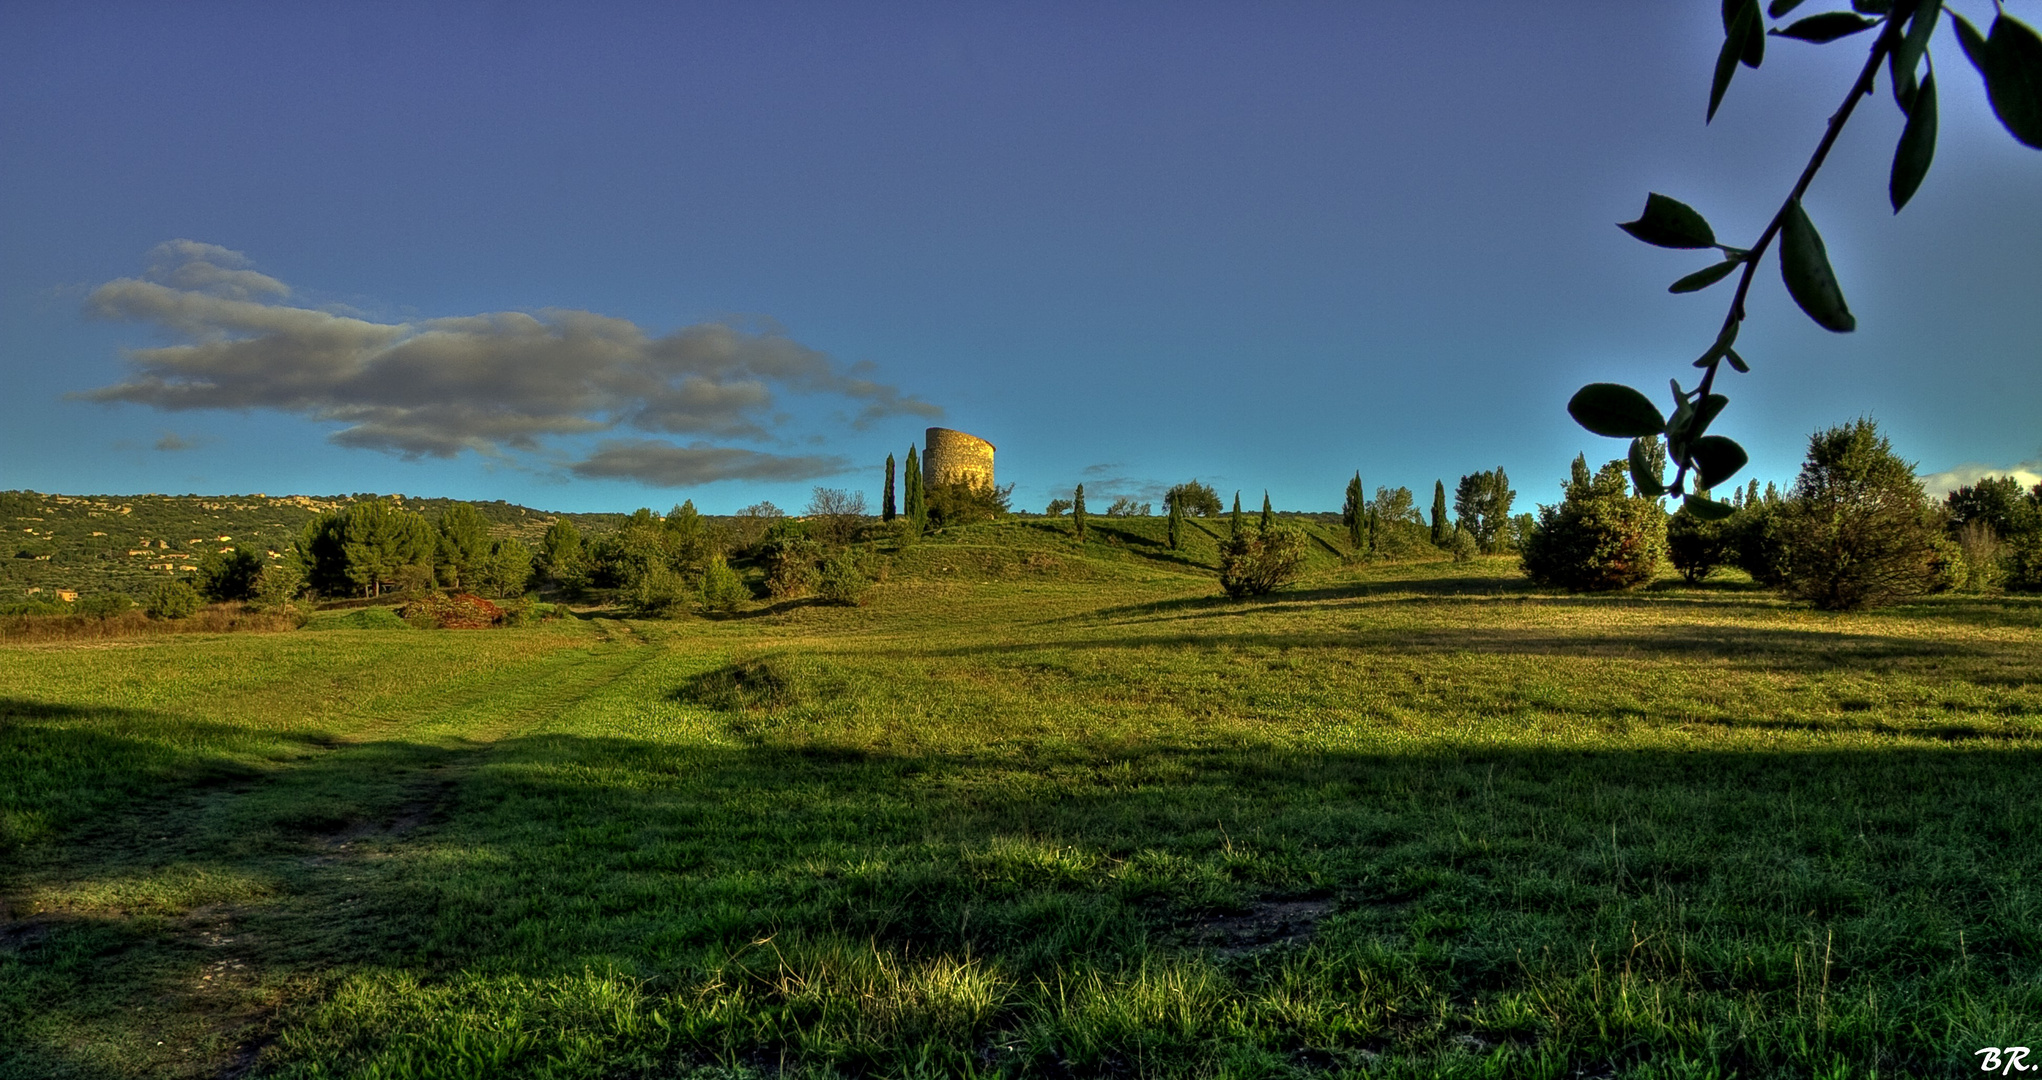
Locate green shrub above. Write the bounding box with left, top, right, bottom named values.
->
left=815, top=550, right=874, bottom=606
left=1519, top=458, right=1666, bottom=592
left=1667, top=504, right=1731, bottom=583
left=75, top=593, right=135, bottom=618
left=1218, top=524, right=1309, bottom=599
left=699, top=555, right=750, bottom=613
left=330, top=607, right=408, bottom=630
left=144, top=581, right=203, bottom=620
left=926, top=477, right=1012, bottom=527
left=763, top=537, right=822, bottom=599
left=1447, top=529, right=1480, bottom=562
left=628, top=564, right=692, bottom=619
left=0, top=599, right=67, bottom=616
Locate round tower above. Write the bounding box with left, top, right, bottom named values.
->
left=922, top=427, right=995, bottom=489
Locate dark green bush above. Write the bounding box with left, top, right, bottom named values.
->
left=1776, top=420, right=1938, bottom=611
left=145, top=581, right=203, bottom=620
left=1218, top=524, right=1309, bottom=599
left=1519, top=458, right=1666, bottom=592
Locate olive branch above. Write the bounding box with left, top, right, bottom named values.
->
left=1567, top=0, right=2041, bottom=520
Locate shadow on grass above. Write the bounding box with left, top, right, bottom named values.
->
left=14, top=719, right=2042, bottom=1076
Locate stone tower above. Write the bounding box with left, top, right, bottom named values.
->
left=922, top=427, right=995, bottom=488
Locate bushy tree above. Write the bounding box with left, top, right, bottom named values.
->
left=1105, top=496, right=1150, bottom=516
left=298, top=500, right=435, bottom=598
left=1520, top=457, right=1667, bottom=592
left=477, top=538, right=533, bottom=599
left=698, top=555, right=749, bottom=613
left=926, top=478, right=1010, bottom=527
left=761, top=533, right=823, bottom=599
left=1777, top=419, right=1938, bottom=611
left=1164, top=480, right=1222, bottom=518
left=254, top=560, right=304, bottom=610
left=1454, top=468, right=1516, bottom=553
left=435, top=503, right=492, bottom=589
left=145, top=580, right=202, bottom=619
left=1218, top=524, right=1309, bottom=599
left=1044, top=498, right=1072, bottom=516
left=194, top=545, right=265, bottom=602
left=728, top=502, right=784, bottom=556
left=540, top=518, right=588, bottom=592
left=806, top=487, right=868, bottom=547
left=1431, top=480, right=1448, bottom=546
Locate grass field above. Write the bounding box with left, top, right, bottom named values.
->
left=3, top=520, right=2040, bottom=1078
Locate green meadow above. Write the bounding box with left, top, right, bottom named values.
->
left=4, top=518, right=2040, bottom=1078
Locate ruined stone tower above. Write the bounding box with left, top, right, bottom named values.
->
left=922, top=427, right=995, bottom=488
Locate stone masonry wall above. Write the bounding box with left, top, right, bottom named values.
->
left=923, top=427, right=995, bottom=489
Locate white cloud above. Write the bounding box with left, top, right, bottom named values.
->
left=77, top=242, right=942, bottom=484
left=1919, top=461, right=2042, bottom=499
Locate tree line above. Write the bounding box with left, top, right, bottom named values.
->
left=1522, top=418, right=2042, bottom=610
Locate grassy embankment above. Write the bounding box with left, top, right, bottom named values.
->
left=3, top=514, right=2040, bottom=1078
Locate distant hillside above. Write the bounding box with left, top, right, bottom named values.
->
left=0, top=490, right=630, bottom=601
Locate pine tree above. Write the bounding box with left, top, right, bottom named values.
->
left=1431, top=480, right=1448, bottom=545
left=1231, top=492, right=1244, bottom=536
left=1261, top=491, right=1274, bottom=532
left=903, top=445, right=925, bottom=536
left=1073, top=483, right=1087, bottom=541
left=1167, top=498, right=1184, bottom=551
left=883, top=454, right=897, bottom=522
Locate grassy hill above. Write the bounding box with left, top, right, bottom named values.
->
left=5, top=517, right=2038, bottom=1077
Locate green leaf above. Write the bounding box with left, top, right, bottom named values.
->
left=1619, top=194, right=1718, bottom=249
left=1985, top=13, right=2042, bottom=148
left=1670, top=258, right=1742, bottom=293
left=1691, top=394, right=1730, bottom=438
left=1690, top=435, right=1750, bottom=489
left=1779, top=199, right=1856, bottom=332
left=1725, top=347, right=1751, bottom=373
left=1955, top=11, right=1991, bottom=72
left=1710, top=4, right=1756, bottom=121
left=1684, top=493, right=1738, bottom=521
left=1772, top=12, right=1876, bottom=42
left=1629, top=438, right=1667, bottom=496
left=1768, top=0, right=1810, bottom=17
left=1890, top=0, right=1940, bottom=112
left=1569, top=384, right=1668, bottom=438
left=1890, top=70, right=1937, bottom=211
left=1737, top=0, right=1766, bottom=67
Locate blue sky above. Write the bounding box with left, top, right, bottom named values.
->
left=3, top=2, right=2037, bottom=514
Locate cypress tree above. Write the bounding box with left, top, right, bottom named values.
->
left=1344, top=473, right=1365, bottom=550
left=1431, top=481, right=1448, bottom=545
left=1073, top=483, right=1087, bottom=541
left=1231, top=492, right=1244, bottom=536
left=903, top=445, right=925, bottom=536
left=1167, top=498, right=1184, bottom=551
left=883, top=454, right=897, bottom=522
left=1261, top=491, right=1274, bottom=531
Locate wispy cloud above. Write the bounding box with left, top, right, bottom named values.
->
left=569, top=440, right=848, bottom=487
left=1920, top=460, right=2042, bottom=499
left=153, top=431, right=206, bottom=452
left=77, top=241, right=941, bottom=484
